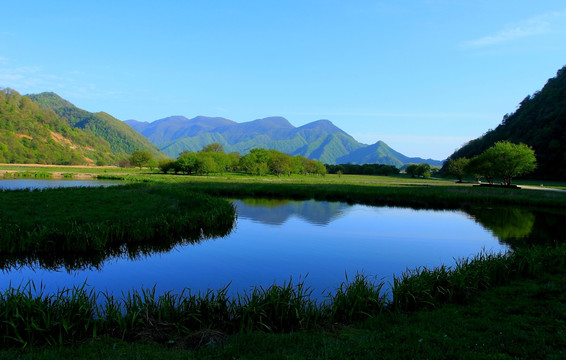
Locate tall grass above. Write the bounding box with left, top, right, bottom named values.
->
left=2, top=243, right=565, bottom=348
left=0, top=184, right=236, bottom=271
left=2, top=171, right=52, bottom=179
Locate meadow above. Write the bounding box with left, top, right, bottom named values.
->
left=1, top=164, right=566, bottom=358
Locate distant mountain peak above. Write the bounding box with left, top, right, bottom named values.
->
left=298, top=119, right=345, bottom=134
left=251, top=116, right=295, bottom=129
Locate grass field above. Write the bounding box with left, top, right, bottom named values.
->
left=1, top=164, right=566, bottom=358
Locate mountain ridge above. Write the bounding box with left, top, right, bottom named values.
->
left=28, top=92, right=165, bottom=159
left=0, top=88, right=120, bottom=165
left=127, top=115, right=442, bottom=166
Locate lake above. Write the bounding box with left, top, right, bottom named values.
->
left=1, top=179, right=554, bottom=300
left=0, top=178, right=123, bottom=190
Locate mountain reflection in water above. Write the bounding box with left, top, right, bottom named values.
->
left=234, top=198, right=564, bottom=250
left=1, top=196, right=562, bottom=299
left=233, top=198, right=349, bottom=226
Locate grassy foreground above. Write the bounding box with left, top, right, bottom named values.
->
left=1, top=245, right=565, bottom=359
left=1, top=165, right=566, bottom=358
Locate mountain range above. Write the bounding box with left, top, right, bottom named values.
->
left=1, top=86, right=442, bottom=167
left=126, top=116, right=443, bottom=166
left=446, top=64, right=566, bottom=179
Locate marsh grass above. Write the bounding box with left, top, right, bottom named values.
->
left=2, top=168, right=566, bottom=351
left=327, top=273, right=388, bottom=323
left=0, top=184, right=236, bottom=270
left=2, top=171, right=52, bottom=179
left=2, top=244, right=565, bottom=348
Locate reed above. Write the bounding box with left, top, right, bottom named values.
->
left=326, top=273, right=387, bottom=323
left=3, top=244, right=564, bottom=348
left=391, top=244, right=566, bottom=312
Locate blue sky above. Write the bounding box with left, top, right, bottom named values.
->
left=1, top=1, right=566, bottom=160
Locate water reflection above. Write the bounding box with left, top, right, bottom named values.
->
left=465, top=208, right=535, bottom=241
left=0, top=179, right=122, bottom=190
left=234, top=198, right=564, bottom=250
left=1, top=193, right=562, bottom=299
left=0, top=230, right=232, bottom=273
left=234, top=198, right=349, bottom=226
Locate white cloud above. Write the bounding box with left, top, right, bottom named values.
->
left=462, top=10, right=566, bottom=49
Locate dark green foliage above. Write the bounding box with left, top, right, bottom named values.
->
left=27, top=92, right=165, bottom=159
left=326, top=163, right=400, bottom=176
left=0, top=88, right=119, bottom=165
left=445, top=157, right=469, bottom=182
left=447, top=65, right=566, bottom=179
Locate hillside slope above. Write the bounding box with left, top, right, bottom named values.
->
left=447, top=65, right=566, bottom=178
left=0, top=88, right=118, bottom=165
left=28, top=92, right=165, bottom=159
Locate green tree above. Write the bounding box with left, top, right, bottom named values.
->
left=467, top=152, right=497, bottom=184
left=201, top=142, right=224, bottom=153
left=129, top=150, right=152, bottom=168
left=267, top=150, right=292, bottom=177
left=175, top=152, right=199, bottom=174
left=195, top=153, right=219, bottom=175
left=405, top=164, right=418, bottom=178
left=446, top=157, right=470, bottom=182
left=488, top=141, right=536, bottom=186
left=415, top=163, right=431, bottom=178
left=158, top=159, right=175, bottom=174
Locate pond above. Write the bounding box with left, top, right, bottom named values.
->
left=0, top=179, right=559, bottom=300
left=0, top=178, right=123, bottom=190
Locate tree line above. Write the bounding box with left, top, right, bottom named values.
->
left=130, top=143, right=328, bottom=176
left=325, top=163, right=400, bottom=176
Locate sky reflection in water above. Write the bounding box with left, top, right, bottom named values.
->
left=0, top=189, right=510, bottom=299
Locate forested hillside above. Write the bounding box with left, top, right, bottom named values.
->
left=28, top=92, right=164, bottom=159
left=0, top=88, right=118, bottom=165
left=446, top=65, right=566, bottom=179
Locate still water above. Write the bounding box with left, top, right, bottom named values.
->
left=0, top=178, right=122, bottom=190
left=0, top=179, right=521, bottom=299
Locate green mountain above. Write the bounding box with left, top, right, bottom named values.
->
left=0, top=88, right=119, bottom=165
left=28, top=92, right=164, bottom=159
left=446, top=65, right=566, bottom=179
left=128, top=116, right=441, bottom=166
left=125, top=116, right=236, bottom=146
left=337, top=141, right=443, bottom=167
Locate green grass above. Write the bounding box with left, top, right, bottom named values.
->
left=1, top=166, right=566, bottom=357
left=5, top=268, right=564, bottom=360
left=0, top=183, right=236, bottom=270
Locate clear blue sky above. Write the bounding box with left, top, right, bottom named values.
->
left=1, top=1, right=565, bottom=160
